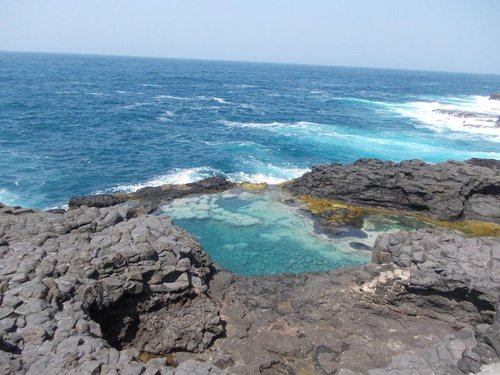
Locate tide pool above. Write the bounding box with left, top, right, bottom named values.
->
left=159, top=188, right=427, bottom=275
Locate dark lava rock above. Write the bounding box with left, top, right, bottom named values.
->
left=489, top=93, right=500, bottom=101
left=0, top=204, right=228, bottom=374
left=69, top=176, right=236, bottom=211
left=187, top=176, right=234, bottom=190
left=363, top=229, right=500, bottom=374
left=433, top=109, right=479, bottom=118
left=132, top=186, right=183, bottom=202
left=1, top=202, right=500, bottom=374
left=68, top=194, right=127, bottom=208
left=467, top=158, right=500, bottom=171
left=349, top=241, right=372, bottom=251
left=132, top=177, right=235, bottom=203
left=286, top=158, right=500, bottom=223
left=373, top=229, right=500, bottom=323
left=45, top=208, right=66, bottom=214
left=171, top=227, right=500, bottom=374
left=3, top=160, right=500, bottom=374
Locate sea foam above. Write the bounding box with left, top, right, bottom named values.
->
left=0, top=188, right=23, bottom=207
left=157, top=110, right=175, bottom=122
left=99, top=163, right=310, bottom=194
left=99, top=167, right=219, bottom=193
left=391, top=95, right=500, bottom=142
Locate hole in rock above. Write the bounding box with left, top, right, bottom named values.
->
left=89, top=295, right=142, bottom=351
left=88, top=292, right=224, bottom=355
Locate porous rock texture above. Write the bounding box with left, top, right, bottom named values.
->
left=1, top=201, right=500, bottom=374
left=69, top=176, right=235, bottom=211
left=180, top=229, right=500, bottom=375
left=0, top=203, right=228, bottom=375
left=373, top=229, right=500, bottom=321
left=366, top=229, right=500, bottom=374
left=286, top=159, right=500, bottom=223
left=2, top=160, right=500, bottom=374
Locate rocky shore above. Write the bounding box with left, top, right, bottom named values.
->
left=286, top=158, right=500, bottom=223
left=1, top=159, right=499, bottom=374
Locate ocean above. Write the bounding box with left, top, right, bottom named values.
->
left=1, top=51, right=500, bottom=209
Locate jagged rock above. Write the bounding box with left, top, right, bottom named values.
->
left=69, top=176, right=236, bottom=210
left=286, top=159, right=500, bottom=223
left=2, top=160, right=500, bottom=374
left=489, top=93, right=500, bottom=101
left=467, top=158, right=500, bottom=171
left=373, top=229, right=500, bottom=322
left=68, top=194, right=127, bottom=208
left=433, top=109, right=479, bottom=118
left=188, top=176, right=234, bottom=191
left=177, top=227, right=500, bottom=374
left=0, top=204, right=225, bottom=374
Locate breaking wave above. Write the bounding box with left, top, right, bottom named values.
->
left=97, top=163, right=310, bottom=194
left=390, top=95, right=500, bottom=142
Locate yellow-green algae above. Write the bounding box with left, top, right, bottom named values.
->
left=237, top=182, right=269, bottom=190
left=299, top=196, right=500, bottom=237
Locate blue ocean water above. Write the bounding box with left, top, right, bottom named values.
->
left=1, top=51, right=500, bottom=209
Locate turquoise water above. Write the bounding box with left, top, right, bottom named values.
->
left=2, top=52, right=498, bottom=274
left=1, top=52, right=500, bottom=209
left=159, top=189, right=426, bottom=275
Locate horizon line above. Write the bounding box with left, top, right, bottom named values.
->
left=1, top=49, right=500, bottom=77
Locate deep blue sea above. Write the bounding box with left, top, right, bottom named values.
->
left=1, top=52, right=500, bottom=209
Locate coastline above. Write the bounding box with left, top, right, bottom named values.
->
left=1, top=158, right=499, bottom=374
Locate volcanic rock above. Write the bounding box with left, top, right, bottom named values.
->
left=286, top=159, right=500, bottom=223
left=69, top=176, right=235, bottom=210
left=2, top=158, right=500, bottom=374
left=0, top=203, right=228, bottom=374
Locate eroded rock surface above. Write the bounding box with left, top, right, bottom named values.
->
left=363, top=229, right=500, bottom=374
left=373, top=229, right=500, bottom=321
left=175, top=228, right=500, bottom=374
left=69, top=176, right=235, bottom=211
left=2, top=161, right=500, bottom=374
left=186, top=268, right=455, bottom=374
left=286, top=159, right=500, bottom=223
left=0, top=203, right=227, bottom=375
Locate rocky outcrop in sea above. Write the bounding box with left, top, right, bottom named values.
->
left=286, top=158, right=500, bottom=223
left=1, top=159, right=500, bottom=374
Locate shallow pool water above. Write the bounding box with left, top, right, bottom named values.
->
left=159, top=189, right=425, bottom=275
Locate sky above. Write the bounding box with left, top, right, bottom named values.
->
left=1, top=0, right=499, bottom=74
